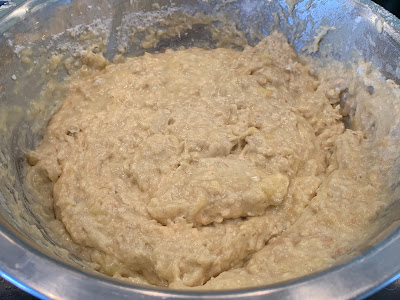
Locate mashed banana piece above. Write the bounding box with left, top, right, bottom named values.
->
left=27, top=32, right=385, bottom=288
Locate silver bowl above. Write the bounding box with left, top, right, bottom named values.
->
left=1, top=0, right=400, bottom=299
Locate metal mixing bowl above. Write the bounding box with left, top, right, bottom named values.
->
left=1, top=0, right=400, bottom=299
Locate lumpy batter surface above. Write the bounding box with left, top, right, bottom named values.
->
left=27, top=32, right=387, bottom=288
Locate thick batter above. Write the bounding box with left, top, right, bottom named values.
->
left=26, top=32, right=387, bottom=288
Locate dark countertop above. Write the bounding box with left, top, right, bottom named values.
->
left=373, top=0, right=400, bottom=17
left=1, top=0, right=400, bottom=299
left=0, top=277, right=36, bottom=300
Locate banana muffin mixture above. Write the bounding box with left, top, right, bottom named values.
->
left=26, top=32, right=396, bottom=289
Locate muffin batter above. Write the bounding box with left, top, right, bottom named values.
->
left=26, top=32, right=387, bottom=288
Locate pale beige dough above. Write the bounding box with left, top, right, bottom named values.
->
left=26, top=32, right=388, bottom=288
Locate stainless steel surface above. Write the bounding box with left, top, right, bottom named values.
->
left=0, top=0, right=400, bottom=299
